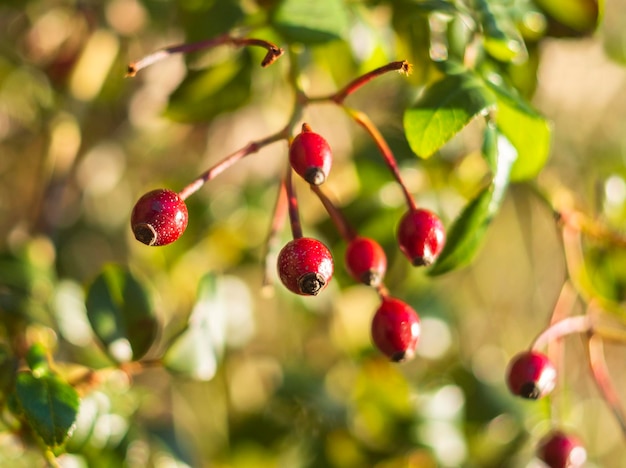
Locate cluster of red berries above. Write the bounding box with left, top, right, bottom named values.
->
left=505, top=350, right=587, bottom=467
left=130, top=123, right=447, bottom=363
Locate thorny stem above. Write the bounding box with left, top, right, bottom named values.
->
left=127, top=34, right=284, bottom=76
left=343, top=107, right=417, bottom=211
left=586, top=334, right=626, bottom=436
left=177, top=132, right=286, bottom=201
left=311, top=60, right=412, bottom=104
left=263, top=179, right=288, bottom=290
left=284, top=164, right=303, bottom=239
left=310, top=185, right=357, bottom=241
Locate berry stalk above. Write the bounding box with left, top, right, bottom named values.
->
left=315, top=60, right=411, bottom=104
left=310, top=185, right=356, bottom=241
left=177, top=132, right=286, bottom=201
left=127, top=34, right=284, bottom=76
left=263, top=180, right=288, bottom=289
left=343, top=107, right=417, bottom=211
left=586, top=334, right=626, bottom=435
left=284, top=164, right=303, bottom=239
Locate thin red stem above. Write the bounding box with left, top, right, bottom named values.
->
left=263, top=180, right=288, bottom=289
left=310, top=185, right=356, bottom=241
left=284, top=164, right=303, bottom=239
left=312, top=60, right=411, bottom=104
left=127, top=35, right=284, bottom=76
left=344, top=107, right=417, bottom=211
left=530, top=315, right=592, bottom=350
left=178, top=132, right=286, bottom=201
left=587, top=334, right=626, bottom=436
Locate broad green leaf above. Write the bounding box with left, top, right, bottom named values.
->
left=15, top=372, right=79, bottom=448
left=25, top=343, right=49, bottom=376
left=86, top=264, right=157, bottom=362
left=271, top=0, right=349, bottom=44
left=429, top=133, right=516, bottom=275
left=165, top=52, right=252, bottom=123
left=475, top=0, right=527, bottom=63
left=534, top=0, right=600, bottom=34
left=177, top=0, right=244, bottom=43
left=404, top=72, right=496, bottom=158
left=163, top=274, right=218, bottom=381
left=164, top=274, right=255, bottom=380
left=487, top=81, right=551, bottom=180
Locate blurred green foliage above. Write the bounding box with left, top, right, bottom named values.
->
left=0, top=0, right=625, bottom=466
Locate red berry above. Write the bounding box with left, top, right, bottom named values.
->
left=506, top=350, right=557, bottom=399
left=131, top=189, right=188, bottom=246
left=277, top=237, right=334, bottom=296
left=289, top=123, right=332, bottom=186
left=538, top=430, right=587, bottom=468
left=371, top=297, right=420, bottom=362
left=397, top=208, right=445, bottom=266
left=345, top=237, right=387, bottom=287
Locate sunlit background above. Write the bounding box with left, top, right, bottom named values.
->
left=1, top=0, right=625, bottom=466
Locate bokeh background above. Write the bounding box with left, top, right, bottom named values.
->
left=1, top=0, right=626, bottom=466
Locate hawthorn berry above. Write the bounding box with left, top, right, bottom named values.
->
left=537, top=430, right=587, bottom=468
left=277, top=237, right=334, bottom=296
left=506, top=350, right=557, bottom=399
left=131, top=189, right=188, bottom=246
left=371, top=296, right=420, bottom=362
left=289, top=123, right=332, bottom=186
left=345, top=236, right=387, bottom=287
left=397, top=208, right=445, bottom=266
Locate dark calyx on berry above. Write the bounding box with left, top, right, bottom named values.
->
left=289, top=123, right=333, bottom=186
left=371, top=296, right=420, bottom=362
left=277, top=237, right=334, bottom=296
left=397, top=208, right=445, bottom=266
left=131, top=189, right=188, bottom=246
left=345, top=237, right=387, bottom=287
left=505, top=350, right=557, bottom=399
left=298, top=272, right=327, bottom=295
left=537, top=430, right=587, bottom=468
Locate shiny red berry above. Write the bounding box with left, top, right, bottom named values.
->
left=397, top=208, right=445, bottom=266
left=538, top=430, right=587, bottom=468
left=277, top=237, right=334, bottom=296
left=345, top=237, right=387, bottom=287
left=371, top=297, right=420, bottom=362
left=131, top=189, right=188, bottom=246
left=506, top=350, right=557, bottom=399
left=289, top=123, right=332, bottom=186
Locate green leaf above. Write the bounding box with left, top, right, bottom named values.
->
left=85, top=264, right=158, bottom=362
left=404, top=72, right=496, bottom=158
left=271, top=0, right=349, bottom=44
left=15, top=372, right=79, bottom=448
left=164, top=52, right=252, bottom=123
left=25, top=343, right=49, bottom=376
left=534, top=0, right=600, bottom=34
left=487, top=81, right=551, bottom=180
left=164, top=274, right=255, bottom=380
left=475, top=0, right=527, bottom=63
left=163, top=274, right=218, bottom=381
left=429, top=132, right=516, bottom=275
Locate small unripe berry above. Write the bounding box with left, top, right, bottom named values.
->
left=131, top=189, right=188, bottom=246
left=277, top=237, right=334, bottom=296
left=371, top=297, right=420, bottom=362
left=397, top=208, right=445, bottom=266
left=289, top=123, right=332, bottom=186
left=345, top=237, right=387, bottom=287
left=537, top=430, right=587, bottom=468
left=506, top=350, right=557, bottom=399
